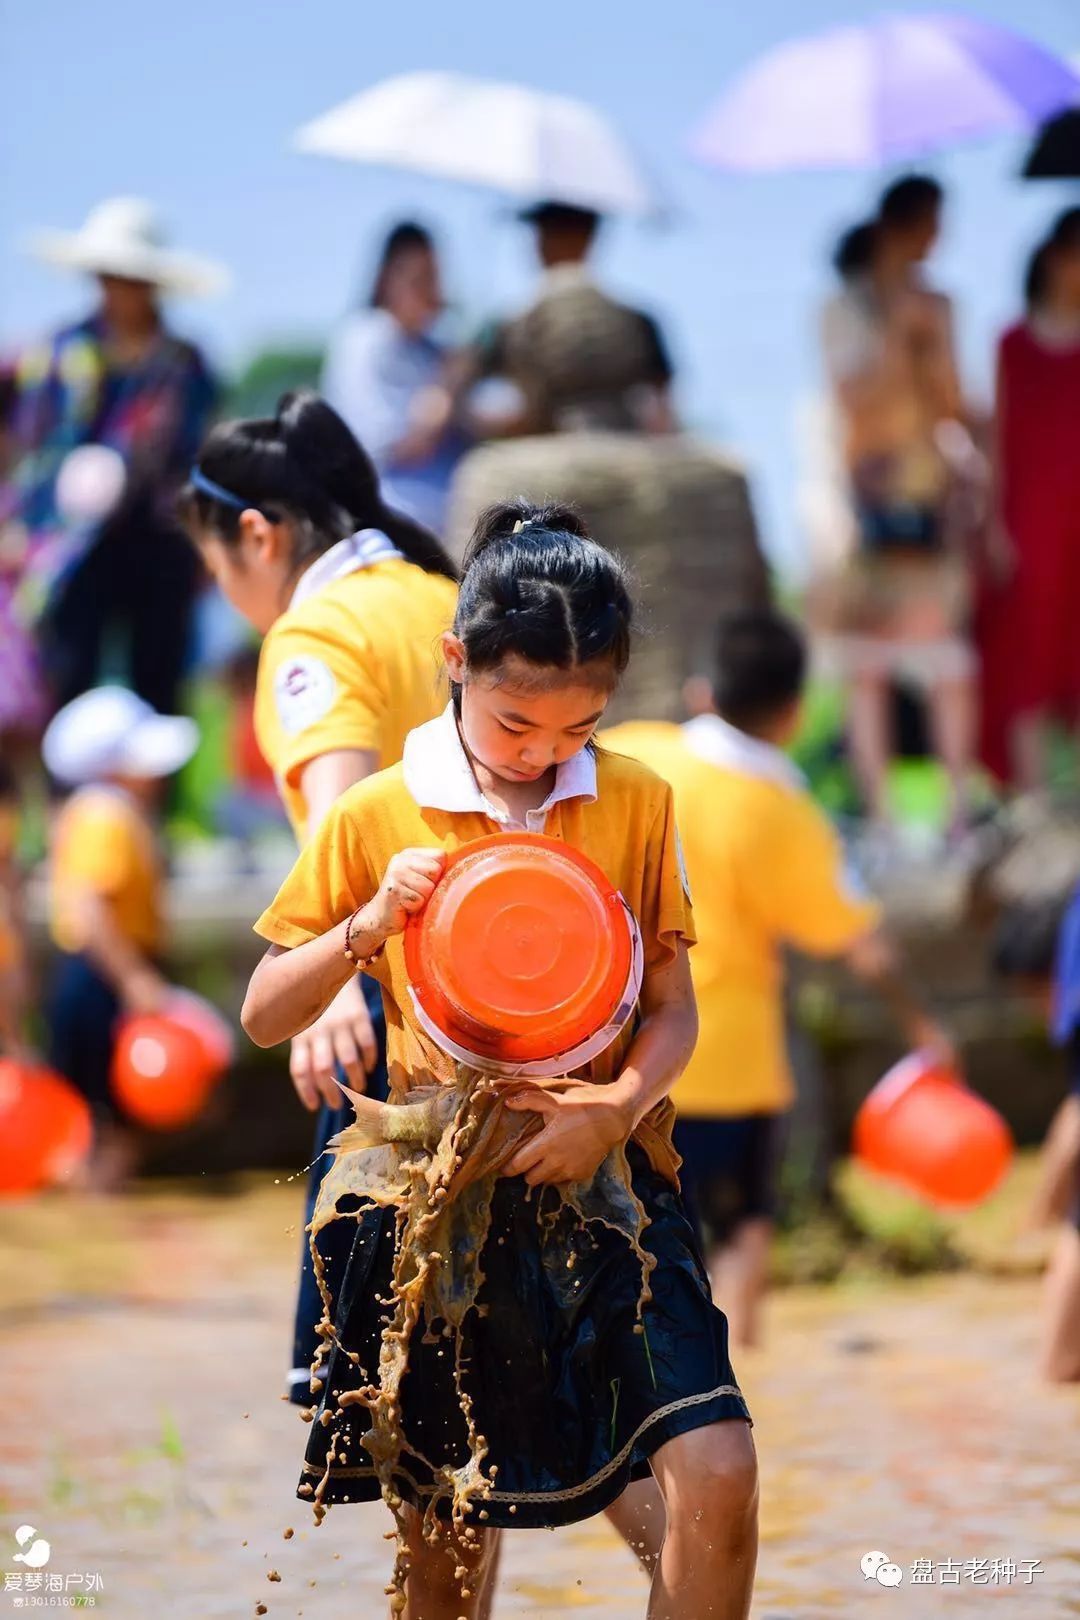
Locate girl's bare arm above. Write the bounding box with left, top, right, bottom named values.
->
left=606, top=942, right=699, bottom=1128
left=242, top=847, right=445, bottom=1049
left=242, top=924, right=366, bottom=1050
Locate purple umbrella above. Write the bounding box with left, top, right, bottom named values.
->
left=690, top=12, right=1080, bottom=173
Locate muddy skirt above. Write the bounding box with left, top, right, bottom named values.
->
left=297, top=1143, right=751, bottom=1529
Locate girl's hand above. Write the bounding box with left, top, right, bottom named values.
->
left=362, top=848, right=446, bottom=939
left=499, top=1080, right=634, bottom=1187
left=290, top=976, right=378, bottom=1111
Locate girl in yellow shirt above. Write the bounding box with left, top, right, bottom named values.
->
left=243, top=502, right=757, bottom=1620
left=181, top=390, right=457, bottom=1406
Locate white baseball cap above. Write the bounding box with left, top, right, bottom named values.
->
left=42, top=687, right=199, bottom=787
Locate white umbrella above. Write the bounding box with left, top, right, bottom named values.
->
left=294, top=71, right=662, bottom=218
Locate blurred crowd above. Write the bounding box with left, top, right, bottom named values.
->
left=0, top=193, right=678, bottom=759
left=811, top=176, right=1080, bottom=836
left=1, top=181, right=1078, bottom=822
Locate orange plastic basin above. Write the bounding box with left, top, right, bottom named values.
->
left=405, top=832, right=637, bottom=1069
left=853, top=1051, right=1014, bottom=1208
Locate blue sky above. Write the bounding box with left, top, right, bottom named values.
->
left=2, top=0, right=1077, bottom=572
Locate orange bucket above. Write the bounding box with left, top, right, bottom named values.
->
left=111, top=991, right=233, bottom=1131
left=853, top=1052, right=1013, bottom=1207
left=0, top=1060, right=93, bottom=1196
left=404, top=832, right=642, bottom=1076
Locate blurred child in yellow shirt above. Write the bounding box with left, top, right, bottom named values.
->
left=42, top=686, right=198, bottom=1188
left=605, top=610, right=953, bottom=1348
left=181, top=389, right=457, bottom=1407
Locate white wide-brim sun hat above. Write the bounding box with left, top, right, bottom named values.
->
left=43, top=686, right=200, bottom=788
left=27, top=197, right=229, bottom=299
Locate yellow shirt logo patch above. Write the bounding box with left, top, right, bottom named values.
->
left=273, top=654, right=336, bottom=736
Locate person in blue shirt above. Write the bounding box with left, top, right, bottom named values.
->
left=321, top=222, right=469, bottom=537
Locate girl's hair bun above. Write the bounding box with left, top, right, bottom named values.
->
left=464, top=499, right=590, bottom=569
left=453, top=498, right=632, bottom=689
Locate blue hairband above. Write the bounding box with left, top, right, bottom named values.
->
left=189, top=465, right=254, bottom=511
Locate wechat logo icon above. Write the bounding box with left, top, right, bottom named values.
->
left=862, top=1550, right=903, bottom=1587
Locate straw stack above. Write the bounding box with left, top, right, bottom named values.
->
left=445, top=433, right=771, bottom=723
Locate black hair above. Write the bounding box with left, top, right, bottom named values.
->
left=992, top=898, right=1067, bottom=983
left=369, top=220, right=435, bottom=310
left=0, top=364, right=17, bottom=431
left=1048, top=207, right=1080, bottom=252
left=521, top=201, right=601, bottom=238
left=179, top=389, right=456, bottom=582
left=0, top=757, right=18, bottom=804
left=451, top=499, right=632, bottom=700
left=712, top=609, right=807, bottom=733
left=1026, top=208, right=1080, bottom=314
left=833, top=220, right=878, bottom=282
left=1025, top=244, right=1052, bottom=314
left=878, top=174, right=943, bottom=229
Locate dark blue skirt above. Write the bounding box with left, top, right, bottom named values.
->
left=297, top=1141, right=751, bottom=1529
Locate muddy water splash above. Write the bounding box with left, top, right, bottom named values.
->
left=303, top=1070, right=658, bottom=1611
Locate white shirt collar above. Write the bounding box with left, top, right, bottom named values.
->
left=402, top=704, right=598, bottom=831
left=681, top=713, right=805, bottom=792
left=289, top=530, right=403, bottom=609
left=539, top=262, right=595, bottom=295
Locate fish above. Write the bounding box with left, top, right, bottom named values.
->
left=327, top=1081, right=461, bottom=1151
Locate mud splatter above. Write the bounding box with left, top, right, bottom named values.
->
left=302, top=1068, right=661, bottom=1611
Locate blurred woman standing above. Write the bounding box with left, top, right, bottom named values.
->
left=321, top=222, right=468, bottom=535
left=979, top=210, right=1080, bottom=790
left=818, top=178, right=980, bottom=845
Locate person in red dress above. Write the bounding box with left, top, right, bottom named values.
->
left=980, top=210, right=1080, bottom=788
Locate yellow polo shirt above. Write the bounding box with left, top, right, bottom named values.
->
left=49, top=787, right=162, bottom=956
left=254, top=718, right=695, bottom=1174
left=602, top=719, right=880, bottom=1117
left=255, top=555, right=457, bottom=843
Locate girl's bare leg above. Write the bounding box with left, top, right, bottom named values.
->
left=400, top=1508, right=495, bottom=1620
left=1039, top=1224, right=1080, bottom=1384
left=417, top=1483, right=665, bottom=1615
left=475, top=1529, right=501, bottom=1620
left=648, top=1421, right=758, bottom=1620
left=604, top=1477, right=666, bottom=1573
